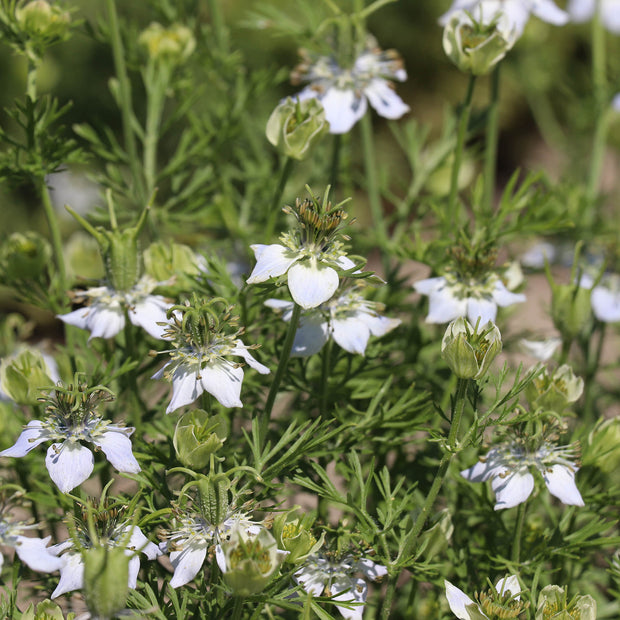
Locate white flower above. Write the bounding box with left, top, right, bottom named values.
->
left=0, top=517, right=63, bottom=573
left=292, top=44, right=409, bottom=134
left=265, top=291, right=400, bottom=357
left=247, top=196, right=357, bottom=309
left=58, top=275, right=171, bottom=340
left=580, top=272, right=620, bottom=322
left=162, top=507, right=262, bottom=588
left=519, top=337, right=561, bottom=361
left=445, top=575, right=521, bottom=619
left=439, top=0, right=569, bottom=36
left=567, top=0, right=620, bottom=33
left=0, top=386, right=140, bottom=493
left=294, top=553, right=387, bottom=620
left=49, top=521, right=160, bottom=598
left=414, top=272, right=525, bottom=324
left=461, top=441, right=584, bottom=510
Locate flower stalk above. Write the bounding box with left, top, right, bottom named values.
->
left=484, top=65, right=500, bottom=213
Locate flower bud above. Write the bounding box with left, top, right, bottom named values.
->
left=441, top=317, right=502, bottom=380
left=143, top=240, right=200, bottom=295
left=418, top=508, right=453, bottom=561
left=0, top=231, right=51, bottom=284
left=64, top=231, right=104, bottom=281
left=550, top=284, right=593, bottom=341
left=526, top=364, right=583, bottom=413
left=272, top=508, right=323, bottom=564
left=535, top=585, right=596, bottom=620
left=21, top=599, right=71, bottom=620
left=173, top=409, right=227, bottom=469
left=584, top=417, right=620, bottom=472
left=16, top=0, right=71, bottom=40
left=266, top=97, right=328, bottom=160
left=443, top=11, right=518, bottom=76
left=138, top=22, right=195, bottom=66
left=83, top=545, right=129, bottom=620
left=218, top=526, right=285, bottom=596
left=0, top=349, right=55, bottom=405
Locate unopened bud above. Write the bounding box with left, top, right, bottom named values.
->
left=138, top=22, right=195, bottom=65
left=173, top=409, right=227, bottom=469
left=272, top=508, right=323, bottom=564
left=16, top=0, right=70, bottom=39
left=83, top=545, right=129, bottom=620
left=0, top=349, right=55, bottom=405
left=0, top=231, right=51, bottom=283
left=535, top=585, right=596, bottom=620
left=526, top=364, right=583, bottom=413
left=550, top=284, right=593, bottom=341
left=584, top=417, right=620, bottom=472
left=21, top=599, right=70, bottom=620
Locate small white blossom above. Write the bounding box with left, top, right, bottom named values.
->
left=0, top=385, right=140, bottom=493
left=0, top=516, right=63, bottom=573
left=445, top=575, right=521, bottom=619
left=58, top=275, right=171, bottom=340
left=414, top=273, right=525, bottom=324
left=519, top=337, right=561, bottom=361
left=461, top=441, right=584, bottom=510
left=265, top=291, right=400, bottom=357
left=580, top=272, right=620, bottom=323
left=291, top=43, right=409, bottom=134
left=294, top=553, right=387, bottom=620
left=567, top=0, right=620, bottom=33
left=439, top=0, right=569, bottom=36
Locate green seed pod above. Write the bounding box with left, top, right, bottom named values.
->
left=173, top=410, right=227, bottom=470
left=83, top=545, right=129, bottom=620
left=266, top=97, right=328, bottom=160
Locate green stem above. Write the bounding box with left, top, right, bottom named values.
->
left=380, top=576, right=397, bottom=620
left=26, top=61, right=37, bottom=100
left=266, top=157, right=294, bottom=240
left=106, top=0, right=146, bottom=204
left=143, top=65, right=168, bottom=200
left=511, top=502, right=526, bottom=564
left=320, top=339, right=333, bottom=413
left=207, top=0, right=228, bottom=52
left=582, top=322, right=605, bottom=424
left=587, top=9, right=608, bottom=207
left=484, top=65, right=500, bottom=214
left=231, top=596, right=243, bottom=620
left=448, top=75, right=476, bottom=226
left=401, top=378, right=468, bottom=557
left=329, top=131, right=342, bottom=193
left=260, top=304, right=302, bottom=441
left=360, top=112, right=389, bottom=275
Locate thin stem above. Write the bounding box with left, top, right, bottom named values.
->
left=329, top=134, right=342, bottom=194
left=448, top=75, right=476, bottom=226
left=320, top=339, right=333, bottom=414
left=207, top=0, right=229, bottom=52
left=380, top=576, right=397, bottom=620
left=231, top=596, right=243, bottom=620
left=266, top=157, right=294, bottom=240
left=484, top=65, right=500, bottom=214
left=106, top=0, right=146, bottom=204
left=26, top=60, right=37, bottom=100
left=582, top=321, right=605, bottom=424
left=511, top=502, right=526, bottom=564
left=360, top=112, right=389, bottom=275
left=143, top=65, right=168, bottom=200
left=261, top=304, right=302, bottom=441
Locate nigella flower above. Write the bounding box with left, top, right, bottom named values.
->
left=461, top=438, right=584, bottom=510
left=414, top=271, right=525, bottom=324
left=153, top=297, right=269, bottom=413
left=0, top=382, right=140, bottom=493
left=567, top=0, right=620, bottom=33
left=58, top=275, right=171, bottom=341
left=580, top=272, right=620, bottom=323
left=265, top=289, right=400, bottom=356
left=519, top=337, right=561, bottom=361
left=439, top=0, right=569, bottom=36
left=294, top=551, right=387, bottom=620
left=160, top=480, right=263, bottom=588
left=445, top=575, right=525, bottom=619
left=247, top=192, right=357, bottom=309
left=290, top=39, right=409, bottom=134
left=48, top=500, right=160, bottom=598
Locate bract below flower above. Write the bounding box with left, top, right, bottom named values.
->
left=294, top=553, right=387, bottom=620
left=439, top=0, right=569, bottom=36
left=445, top=575, right=522, bottom=619
left=265, top=291, right=400, bottom=357
left=567, top=0, right=620, bottom=33
left=414, top=273, right=525, bottom=324
left=461, top=441, right=584, bottom=510
left=58, top=275, right=171, bottom=341
left=292, top=43, right=409, bottom=134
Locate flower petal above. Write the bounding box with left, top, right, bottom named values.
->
left=320, top=87, right=368, bottom=134
left=495, top=574, right=521, bottom=599
left=365, top=78, right=410, bottom=120
left=543, top=464, right=584, bottom=506
left=165, top=367, right=201, bottom=414
left=128, top=295, right=171, bottom=339
left=355, top=558, right=388, bottom=580
left=567, top=0, right=595, bottom=22
left=14, top=535, right=64, bottom=572
left=591, top=286, right=620, bottom=322
left=45, top=442, right=94, bottom=493
left=199, top=361, right=244, bottom=408
left=91, top=427, right=140, bottom=474
left=170, top=543, right=208, bottom=588
left=125, top=525, right=161, bottom=560
left=466, top=298, right=498, bottom=325
left=52, top=552, right=84, bottom=598
left=413, top=277, right=444, bottom=295
left=427, top=290, right=467, bottom=324
left=492, top=281, right=526, bottom=308
left=264, top=299, right=295, bottom=322
left=246, top=244, right=298, bottom=284
left=287, top=261, right=339, bottom=309
left=363, top=315, right=401, bottom=338
left=333, top=575, right=367, bottom=620
left=1, top=420, right=49, bottom=457
left=295, top=567, right=326, bottom=596
left=291, top=314, right=329, bottom=357
left=531, top=0, right=570, bottom=26
left=445, top=579, right=479, bottom=620
left=492, top=470, right=535, bottom=510
left=331, top=317, right=371, bottom=355
left=127, top=554, right=141, bottom=589
left=230, top=341, right=271, bottom=374
left=601, top=0, right=620, bottom=33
